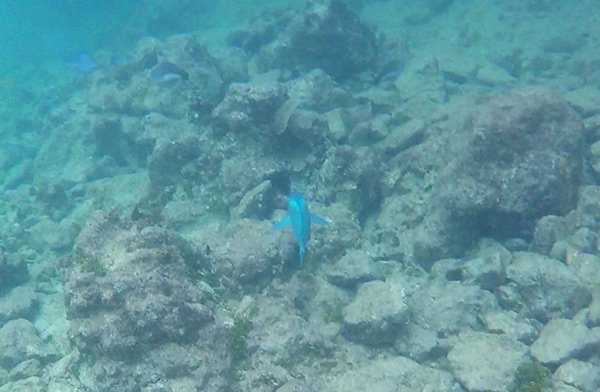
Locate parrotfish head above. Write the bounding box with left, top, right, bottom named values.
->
left=288, top=191, right=305, bottom=207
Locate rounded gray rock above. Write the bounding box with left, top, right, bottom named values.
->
left=325, top=249, right=384, bottom=289
left=448, top=331, right=528, bottom=392
left=505, top=252, right=591, bottom=322
left=323, top=356, right=461, bottom=392
left=553, top=359, right=600, bottom=392
left=0, top=319, right=53, bottom=370
left=409, top=280, right=498, bottom=337
left=342, top=280, right=408, bottom=345
left=531, top=318, right=598, bottom=366
left=0, top=285, right=37, bottom=323
left=0, top=250, right=28, bottom=292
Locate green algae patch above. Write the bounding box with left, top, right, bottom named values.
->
left=228, top=314, right=253, bottom=361
left=514, top=359, right=551, bottom=392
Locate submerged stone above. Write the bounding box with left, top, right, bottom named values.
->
left=342, top=280, right=408, bottom=345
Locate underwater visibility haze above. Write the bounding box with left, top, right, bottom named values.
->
left=1, top=0, right=600, bottom=391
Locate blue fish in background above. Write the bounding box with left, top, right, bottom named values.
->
left=273, top=191, right=328, bottom=264
left=68, top=52, right=97, bottom=74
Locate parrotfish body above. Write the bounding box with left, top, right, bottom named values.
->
left=273, top=191, right=327, bottom=264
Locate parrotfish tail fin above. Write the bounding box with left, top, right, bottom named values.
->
left=272, top=215, right=291, bottom=230
left=310, top=213, right=328, bottom=225
left=298, top=246, right=306, bottom=265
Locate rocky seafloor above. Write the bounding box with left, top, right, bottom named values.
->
left=1, top=0, right=600, bottom=391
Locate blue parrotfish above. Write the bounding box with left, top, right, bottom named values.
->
left=68, top=53, right=97, bottom=74
left=273, top=191, right=328, bottom=264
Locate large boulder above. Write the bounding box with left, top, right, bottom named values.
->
left=284, top=0, right=378, bottom=80
left=64, top=211, right=228, bottom=391
left=436, top=88, right=583, bottom=241
left=230, top=0, right=379, bottom=81
left=381, top=88, right=584, bottom=267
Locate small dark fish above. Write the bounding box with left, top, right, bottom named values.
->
left=149, top=62, right=189, bottom=84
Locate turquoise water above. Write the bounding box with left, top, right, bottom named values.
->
left=1, top=1, right=600, bottom=391
left=1, top=2, right=134, bottom=64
